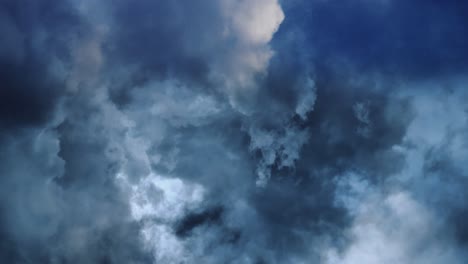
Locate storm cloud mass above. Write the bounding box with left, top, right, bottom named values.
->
left=1, top=0, right=468, bottom=263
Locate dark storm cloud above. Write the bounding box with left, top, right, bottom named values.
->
left=106, top=0, right=219, bottom=83
left=101, top=0, right=286, bottom=113
left=0, top=0, right=80, bottom=260
left=119, top=66, right=414, bottom=263
left=297, top=79, right=411, bottom=178
left=0, top=0, right=83, bottom=129
left=0, top=95, right=153, bottom=263
left=101, top=0, right=222, bottom=105
left=0, top=1, right=151, bottom=263
left=174, top=206, right=224, bottom=238
left=1, top=0, right=468, bottom=263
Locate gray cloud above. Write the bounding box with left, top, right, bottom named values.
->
left=1, top=0, right=468, bottom=263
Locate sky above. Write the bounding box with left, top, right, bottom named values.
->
left=1, top=0, right=468, bottom=263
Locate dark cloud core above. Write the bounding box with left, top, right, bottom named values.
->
left=1, top=0, right=468, bottom=263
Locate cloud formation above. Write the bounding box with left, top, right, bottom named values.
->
left=1, top=0, right=468, bottom=263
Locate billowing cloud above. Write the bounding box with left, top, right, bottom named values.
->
left=327, top=189, right=467, bottom=264
left=1, top=0, right=468, bottom=263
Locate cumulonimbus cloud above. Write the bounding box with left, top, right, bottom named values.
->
left=1, top=0, right=468, bottom=263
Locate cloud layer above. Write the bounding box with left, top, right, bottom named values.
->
left=1, top=0, right=468, bottom=263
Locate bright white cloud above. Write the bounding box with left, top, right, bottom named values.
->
left=327, top=183, right=465, bottom=264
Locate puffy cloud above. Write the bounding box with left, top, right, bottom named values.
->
left=102, top=0, right=284, bottom=111
left=327, top=190, right=466, bottom=264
